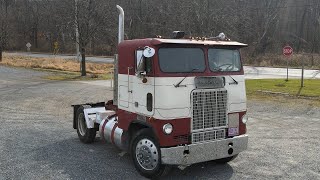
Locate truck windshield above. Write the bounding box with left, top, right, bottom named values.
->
left=158, top=48, right=205, bottom=73
left=208, top=49, right=241, bottom=72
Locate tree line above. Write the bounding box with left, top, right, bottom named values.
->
left=1, top=0, right=320, bottom=60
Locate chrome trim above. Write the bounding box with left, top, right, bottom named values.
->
left=113, top=54, right=118, bottom=106
left=83, top=107, right=106, bottom=128
left=105, top=120, right=116, bottom=142
left=116, top=5, right=124, bottom=44
left=191, top=126, right=228, bottom=133
left=191, top=89, right=228, bottom=143
left=99, top=116, right=117, bottom=143
left=99, top=116, right=125, bottom=150
left=136, top=139, right=159, bottom=171
left=192, top=129, right=226, bottom=144
left=161, top=135, right=248, bottom=165
left=114, top=127, right=124, bottom=149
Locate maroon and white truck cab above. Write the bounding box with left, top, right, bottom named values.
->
left=116, top=37, right=249, bottom=161
left=72, top=5, right=248, bottom=179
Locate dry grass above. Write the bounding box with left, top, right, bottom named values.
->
left=244, top=53, right=320, bottom=69
left=42, top=71, right=112, bottom=81
left=0, top=53, right=113, bottom=74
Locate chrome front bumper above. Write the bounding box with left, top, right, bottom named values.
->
left=160, top=135, right=248, bottom=165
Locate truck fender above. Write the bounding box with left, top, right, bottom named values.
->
left=72, top=104, right=106, bottom=129
left=83, top=107, right=108, bottom=128
left=128, top=120, right=158, bottom=144
left=72, top=102, right=107, bottom=129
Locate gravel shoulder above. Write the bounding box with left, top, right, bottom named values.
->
left=0, top=66, right=319, bottom=179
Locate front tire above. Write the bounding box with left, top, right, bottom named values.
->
left=131, top=129, right=171, bottom=179
left=76, top=106, right=96, bottom=144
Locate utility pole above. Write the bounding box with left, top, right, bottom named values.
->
left=301, top=57, right=304, bottom=87
left=0, top=46, right=2, bottom=62
left=81, top=47, right=86, bottom=76
left=74, top=0, right=81, bottom=63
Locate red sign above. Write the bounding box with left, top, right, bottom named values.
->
left=283, top=46, right=293, bottom=57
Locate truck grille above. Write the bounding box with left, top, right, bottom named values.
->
left=191, top=89, right=227, bottom=143
left=192, top=129, right=226, bottom=143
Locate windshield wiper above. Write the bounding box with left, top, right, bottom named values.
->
left=174, top=68, right=199, bottom=88
left=228, top=75, right=238, bottom=85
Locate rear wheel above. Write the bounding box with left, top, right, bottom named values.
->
left=131, top=129, right=171, bottom=178
left=76, top=106, right=96, bottom=143
left=215, top=155, right=238, bottom=164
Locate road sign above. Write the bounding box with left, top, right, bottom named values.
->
left=26, top=43, right=32, bottom=52
left=26, top=43, right=31, bottom=48
left=283, top=46, right=293, bottom=57
left=283, top=45, right=293, bottom=81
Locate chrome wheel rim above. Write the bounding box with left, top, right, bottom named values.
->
left=78, top=113, right=87, bottom=136
left=135, top=138, right=159, bottom=171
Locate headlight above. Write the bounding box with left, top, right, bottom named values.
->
left=242, top=114, right=248, bottom=124
left=163, top=123, right=173, bottom=135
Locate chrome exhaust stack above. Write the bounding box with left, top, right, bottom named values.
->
left=113, top=5, right=124, bottom=106
left=116, top=5, right=124, bottom=44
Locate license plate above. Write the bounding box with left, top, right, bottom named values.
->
left=228, top=127, right=239, bottom=136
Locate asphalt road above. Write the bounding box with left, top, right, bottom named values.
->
left=0, top=66, right=319, bottom=179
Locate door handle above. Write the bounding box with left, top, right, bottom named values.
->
left=127, top=67, right=133, bottom=93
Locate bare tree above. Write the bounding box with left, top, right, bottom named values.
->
left=0, top=0, right=320, bottom=67
left=74, top=0, right=110, bottom=76
left=0, top=0, right=13, bottom=61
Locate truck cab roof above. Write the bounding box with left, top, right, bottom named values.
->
left=152, top=38, right=248, bottom=47
left=120, top=38, right=248, bottom=47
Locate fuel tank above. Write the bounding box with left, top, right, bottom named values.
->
left=99, top=116, right=125, bottom=150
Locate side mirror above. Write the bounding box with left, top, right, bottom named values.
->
left=143, top=46, right=155, bottom=58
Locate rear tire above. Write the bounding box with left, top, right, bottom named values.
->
left=131, top=129, right=171, bottom=179
left=215, top=155, right=238, bottom=164
left=76, top=106, right=96, bottom=144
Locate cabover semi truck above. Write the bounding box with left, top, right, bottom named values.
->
left=72, top=5, right=249, bottom=178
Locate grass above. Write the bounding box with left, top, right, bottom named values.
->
left=246, top=79, right=320, bottom=97
left=246, top=79, right=320, bottom=107
left=0, top=53, right=113, bottom=80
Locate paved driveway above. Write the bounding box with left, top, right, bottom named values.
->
left=0, top=66, right=319, bottom=179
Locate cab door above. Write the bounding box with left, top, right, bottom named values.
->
left=132, top=49, right=155, bottom=116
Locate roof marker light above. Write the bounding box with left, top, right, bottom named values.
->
left=218, top=33, right=226, bottom=40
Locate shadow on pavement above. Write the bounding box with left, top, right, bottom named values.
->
left=164, top=161, right=234, bottom=180
left=32, top=137, right=234, bottom=179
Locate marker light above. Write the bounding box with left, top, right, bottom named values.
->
left=242, top=114, right=249, bottom=124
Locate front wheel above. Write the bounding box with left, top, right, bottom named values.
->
left=131, top=129, right=171, bottom=179
left=76, top=106, right=96, bottom=143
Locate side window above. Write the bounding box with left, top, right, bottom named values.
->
left=135, top=49, right=153, bottom=74
left=135, top=50, right=144, bottom=70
